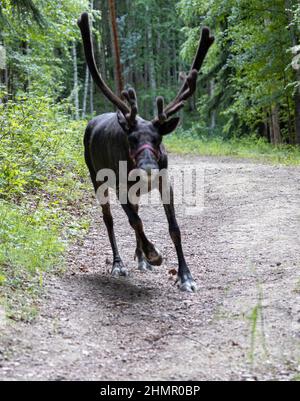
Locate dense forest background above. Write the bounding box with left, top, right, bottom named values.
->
left=1, top=0, right=300, bottom=143
left=0, top=1, right=300, bottom=318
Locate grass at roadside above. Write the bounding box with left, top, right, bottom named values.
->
left=165, top=132, right=300, bottom=165
left=0, top=182, right=90, bottom=322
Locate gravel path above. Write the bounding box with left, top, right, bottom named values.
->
left=1, top=155, right=300, bottom=381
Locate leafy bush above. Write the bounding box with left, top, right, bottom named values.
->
left=0, top=201, right=65, bottom=280
left=0, top=96, right=89, bottom=320
left=0, top=94, right=86, bottom=199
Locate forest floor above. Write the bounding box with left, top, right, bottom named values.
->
left=0, top=155, right=300, bottom=381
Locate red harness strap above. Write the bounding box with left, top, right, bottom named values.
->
left=130, top=143, right=161, bottom=161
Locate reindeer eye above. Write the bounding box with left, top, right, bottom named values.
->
left=128, top=135, right=138, bottom=146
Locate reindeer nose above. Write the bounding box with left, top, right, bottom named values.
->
left=142, top=165, right=159, bottom=176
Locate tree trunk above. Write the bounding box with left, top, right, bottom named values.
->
left=82, top=66, right=89, bottom=118
left=108, top=0, right=123, bottom=96
left=21, top=40, right=29, bottom=92
left=172, top=30, right=177, bottom=84
left=0, top=43, right=7, bottom=103
left=285, top=0, right=300, bottom=144
left=90, top=75, right=94, bottom=116
left=263, top=111, right=270, bottom=141
left=72, top=42, right=79, bottom=120
left=144, top=57, right=148, bottom=117
left=295, top=91, right=300, bottom=145
left=156, top=34, right=161, bottom=87
left=270, top=104, right=282, bottom=145
left=95, top=0, right=109, bottom=112
left=89, top=0, right=94, bottom=116
left=269, top=111, right=274, bottom=144
left=208, top=80, right=216, bottom=133
left=146, top=6, right=157, bottom=116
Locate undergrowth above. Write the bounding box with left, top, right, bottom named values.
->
left=0, top=95, right=89, bottom=321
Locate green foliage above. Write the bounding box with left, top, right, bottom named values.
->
left=1, top=0, right=89, bottom=97
left=0, top=193, right=89, bottom=321
left=0, top=95, right=85, bottom=198
left=117, top=0, right=186, bottom=119
left=2, top=0, right=44, bottom=25
left=0, top=201, right=65, bottom=281
left=178, top=0, right=300, bottom=143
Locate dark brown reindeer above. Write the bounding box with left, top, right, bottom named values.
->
left=78, top=12, right=214, bottom=292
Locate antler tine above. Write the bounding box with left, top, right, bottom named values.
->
left=153, top=73, right=197, bottom=122
left=78, top=12, right=130, bottom=117
left=190, top=27, right=215, bottom=72
left=156, top=96, right=167, bottom=123
left=122, top=87, right=138, bottom=126
left=176, top=70, right=198, bottom=102
left=153, top=26, right=214, bottom=123
left=164, top=101, right=185, bottom=117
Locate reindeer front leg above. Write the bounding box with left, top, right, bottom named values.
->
left=120, top=199, right=163, bottom=267
left=125, top=200, right=154, bottom=271
left=100, top=189, right=128, bottom=277
left=160, top=183, right=197, bottom=292
left=134, top=223, right=154, bottom=272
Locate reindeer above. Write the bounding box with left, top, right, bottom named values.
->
left=77, top=12, right=214, bottom=292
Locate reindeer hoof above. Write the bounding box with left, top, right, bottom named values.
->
left=176, top=276, right=197, bottom=292
left=138, top=258, right=153, bottom=272
left=145, top=246, right=163, bottom=266
left=111, top=261, right=128, bottom=277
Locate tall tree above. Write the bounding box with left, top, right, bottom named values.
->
left=108, top=0, right=123, bottom=96
left=145, top=3, right=157, bottom=116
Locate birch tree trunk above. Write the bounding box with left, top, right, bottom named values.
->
left=90, top=76, right=94, bottom=116
left=72, top=42, right=79, bottom=120
left=209, top=80, right=216, bottom=133
left=0, top=44, right=7, bottom=103
left=82, top=66, right=89, bottom=118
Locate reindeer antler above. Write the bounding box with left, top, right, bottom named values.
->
left=155, top=96, right=167, bottom=124
left=78, top=12, right=138, bottom=127
left=153, top=27, right=214, bottom=124
left=122, top=88, right=138, bottom=126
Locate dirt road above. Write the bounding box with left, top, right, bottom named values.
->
left=1, top=155, right=300, bottom=381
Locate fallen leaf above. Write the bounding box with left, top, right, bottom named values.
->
left=168, top=268, right=177, bottom=276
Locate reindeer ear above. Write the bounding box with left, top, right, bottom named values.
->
left=156, top=117, right=180, bottom=136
